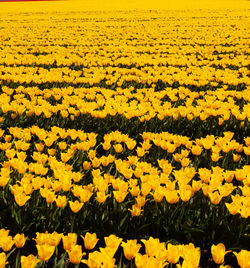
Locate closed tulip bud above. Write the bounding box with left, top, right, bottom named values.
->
left=211, top=243, right=226, bottom=264
left=165, top=190, right=179, bottom=204
left=14, top=233, right=27, bottom=248
left=36, top=244, right=55, bottom=262
left=81, top=232, right=99, bottom=250
left=121, top=240, right=141, bottom=260
left=83, top=161, right=91, bottom=170
left=21, top=255, right=40, bottom=268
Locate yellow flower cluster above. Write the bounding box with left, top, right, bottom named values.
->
left=0, top=84, right=249, bottom=123
left=0, top=5, right=249, bottom=268
left=0, top=229, right=249, bottom=268
left=0, top=126, right=249, bottom=217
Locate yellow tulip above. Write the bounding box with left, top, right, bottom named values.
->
left=166, top=244, right=180, bottom=264
left=14, top=193, right=31, bottom=207
left=67, top=245, right=86, bottom=264
left=36, top=244, right=55, bottom=261
left=14, top=233, right=27, bottom=248
left=69, top=200, right=84, bottom=213
left=121, top=240, right=141, bottom=260
left=62, top=233, right=77, bottom=251
left=0, top=252, right=8, bottom=268
left=55, top=195, right=67, bottom=208
left=104, top=235, right=122, bottom=255
left=0, top=236, right=14, bottom=252
left=81, top=232, right=99, bottom=250
left=234, top=250, right=250, bottom=268
left=211, top=243, right=226, bottom=264
left=21, top=255, right=40, bottom=268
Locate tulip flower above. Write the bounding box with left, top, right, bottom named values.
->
left=69, top=200, right=84, bottom=213
left=14, top=233, right=27, bottom=248
left=234, top=250, right=250, bottom=268
left=211, top=243, right=226, bottom=264
left=21, top=255, right=40, bottom=268
left=121, top=240, right=141, bottom=260
left=36, top=244, right=55, bottom=261
left=67, top=245, right=86, bottom=264
left=81, top=232, right=99, bottom=250
left=166, top=244, right=180, bottom=264
left=0, top=252, right=8, bottom=268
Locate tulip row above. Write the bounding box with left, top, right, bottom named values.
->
left=0, top=85, right=249, bottom=125
left=0, top=229, right=249, bottom=267
left=0, top=126, right=249, bottom=217
left=1, top=127, right=250, bottom=164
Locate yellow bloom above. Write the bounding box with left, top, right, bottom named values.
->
left=0, top=236, right=14, bottom=252
left=0, top=175, right=10, bottom=187
left=209, top=191, right=222, bottom=205
left=121, top=240, right=141, bottom=260
left=165, top=190, right=179, bottom=204
left=166, top=244, right=180, bottom=264
left=0, top=252, right=8, bottom=268
left=113, top=143, right=123, bottom=153
left=67, top=245, right=86, bottom=264
left=233, top=154, right=241, bottom=162
left=234, top=250, right=250, bottom=268
left=62, top=233, right=77, bottom=251
left=14, top=193, right=31, bottom=207
left=96, top=191, right=109, bottom=203
left=83, top=161, right=91, bottom=170
left=211, top=243, right=226, bottom=264
left=21, top=255, right=40, bottom=268
left=104, top=235, right=122, bottom=256
left=141, top=237, right=164, bottom=257
left=69, top=200, right=84, bottom=213
left=14, top=233, right=27, bottom=248
left=36, top=244, right=55, bottom=262
left=128, top=204, right=143, bottom=216
left=55, top=195, right=67, bottom=208
left=81, top=232, right=99, bottom=250
left=113, top=190, right=127, bottom=203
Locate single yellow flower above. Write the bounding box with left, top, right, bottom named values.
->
left=21, top=255, right=40, bottom=268
left=211, top=243, right=226, bottom=264
left=36, top=244, right=55, bottom=262
left=67, top=245, right=86, bottom=264
left=234, top=250, right=250, bottom=268
left=121, top=240, right=141, bottom=260
left=81, top=232, right=99, bottom=250
left=69, top=200, right=84, bottom=213
left=14, top=233, right=27, bottom=248
left=0, top=252, right=8, bottom=268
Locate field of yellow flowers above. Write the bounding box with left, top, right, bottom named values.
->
left=0, top=0, right=249, bottom=267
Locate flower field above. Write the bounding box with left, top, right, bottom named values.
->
left=0, top=1, right=249, bottom=267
